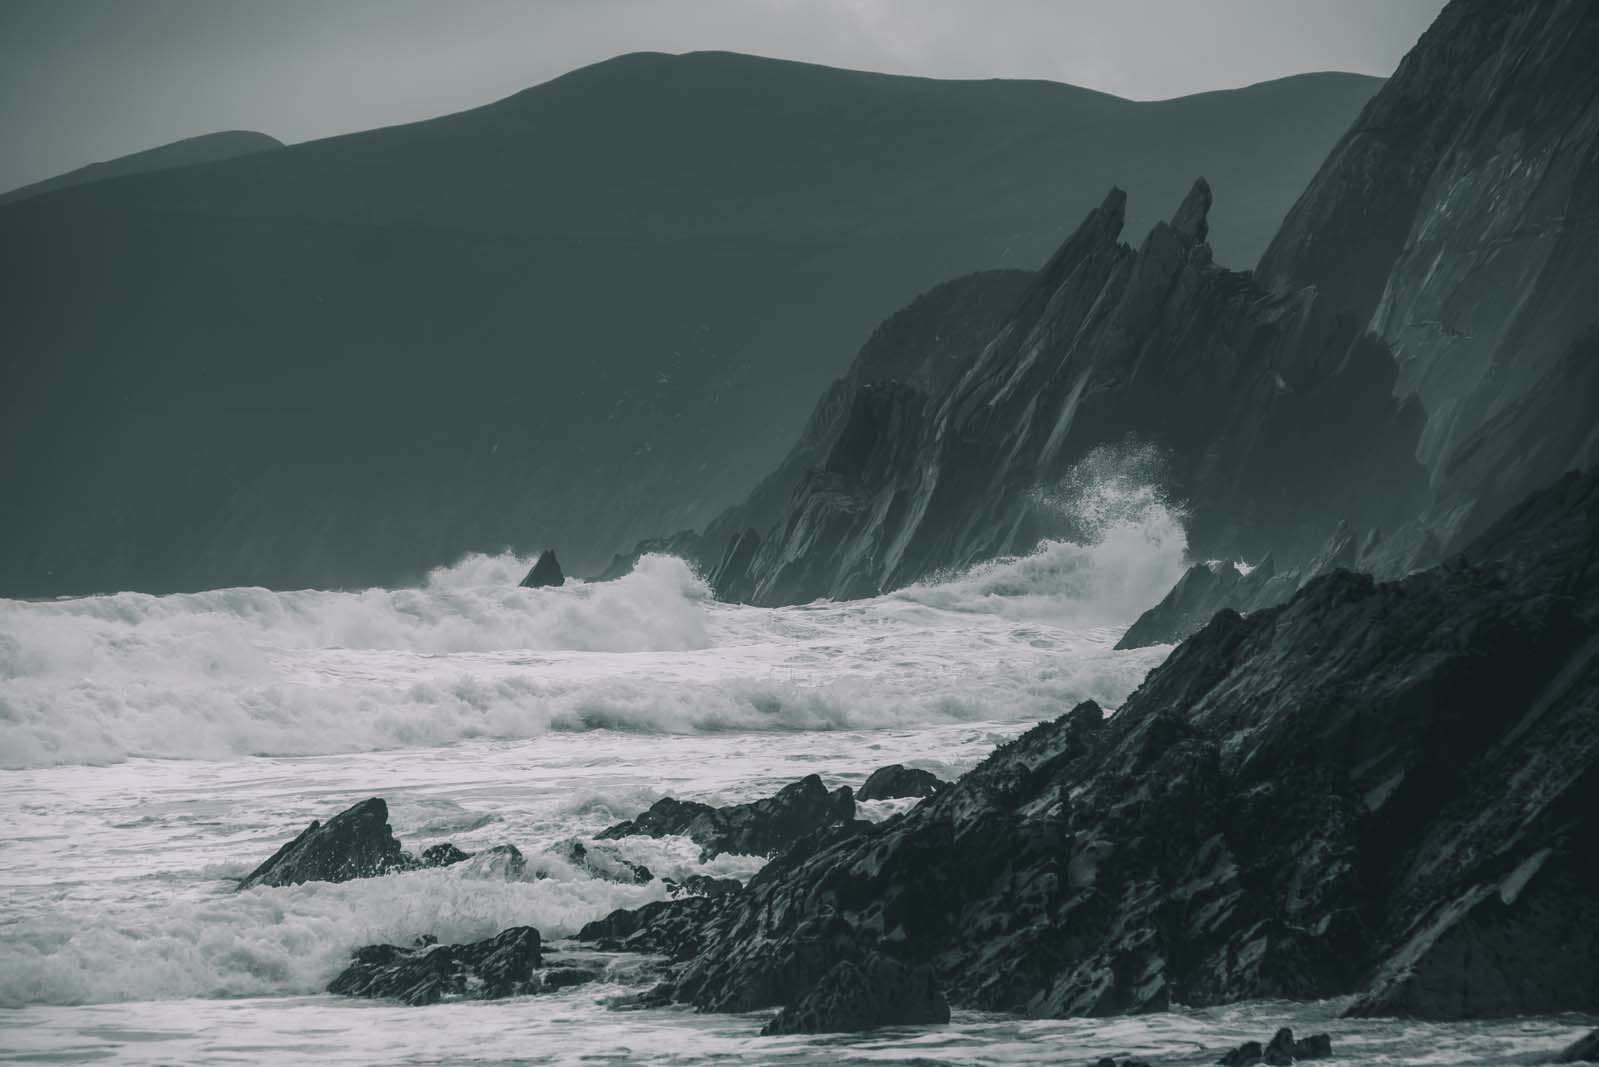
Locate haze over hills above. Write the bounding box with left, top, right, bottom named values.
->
left=0, top=131, right=282, bottom=206
left=0, top=51, right=1380, bottom=597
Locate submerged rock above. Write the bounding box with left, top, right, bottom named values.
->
left=419, top=842, right=471, bottom=869
left=597, top=775, right=856, bottom=860
left=857, top=764, right=947, bottom=801
left=459, top=843, right=527, bottom=880
left=519, top=549, right=565, bottom=588
left=328, top=926, right=543, bottom=1005
left=664, top=874, right=743, bottom=899
left=238, top=798, right=410, bottom=889
left=550, top=839, right=653, bottom=884
left=1218, top=1028, right=1332, bottom=1065
left=760, top=953, right=949, bottom=1035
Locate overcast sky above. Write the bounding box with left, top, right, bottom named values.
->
left=1, top=0, right=1447, bottom=194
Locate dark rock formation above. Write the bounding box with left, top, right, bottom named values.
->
left=664, top=874, right=744, bottom=899
left=653, top=470, right=1599, bottom=1021
left=1560, top=1029, right=1599, bottom=1063
left=857, top=764, right=948, bottom=801
left=419, top=843, right=471, bottom=869
left=1218, top=1028, right=1332, bottom=1065
left=759, top=952, right=949, bottom=1035
left=1093, top=1059, right=1149, bottom=1067
left=460, top=844, right=528, bottom=880
left=519, top=549, right=565, bottom=588
left=550, top=839, right=653, bottom=884
left=577, top=896, right=722, bottom=960
left=597, top=775, right=856, bottom=860
left=238, top=798, right=410, bottom=889
left=327, top=927, right=542, bottom=1006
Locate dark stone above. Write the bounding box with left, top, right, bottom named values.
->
left=1559, top=1029, right=1599, bottom=1062
left=664, top=874, right=743, bottom=899
left=462, top=844, right=527, bottom=879
left=576, top=896, right=721, bottom=960
left=664, top=471, right=1599, bottom=1021
left=519, top=549, right=564, bottom=588
left=540, top=966, right=602, bottom=992
left=857, top=764, right=947, bottom=801
left=239, top=798, right=410, bottom=889
left=1218, top=1041, right=1263, bottom=1066
left=550, top=839, right=652, bottom=884
left=1295, top=1033, right=1333, bottom=1059
left=419, top=843, right=470, bottom=869
left=759, top=952, right=949, bottom=1035
left=597, top=775, right=856, bottom=861
left=596, top=796, right=718, bottom=840
left=327, top=926, right=542, bottom=1006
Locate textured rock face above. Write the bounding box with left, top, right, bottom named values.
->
left=1218, top=1028, right=1333, bottom=1065
left=597, top=775, right=857, bottom=860
left=519, top=549, right=565, bottom=588
left=671, top=0, right=1597, bottom=610
left=238, top=798, right=410, bottom=889
left=649, top=471, right=1599, bottom=1021
left=759, top=953, right=949, bottom=1035
left=713, top=177, right=1425, bottom=605
left=857, top=764, right=948, bottom=801
left=327, top=927, right=543, bottom=1005
left=1257, top=0, right=1599, bottom=479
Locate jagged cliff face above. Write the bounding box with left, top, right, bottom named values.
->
left=711, top=0, right=1596, bottom=607
left=1258, top=0, right=1599, bottom=491
left=666, top=470, right=1599, bottom=1021
left=719, top=182, right=1424, bottom=604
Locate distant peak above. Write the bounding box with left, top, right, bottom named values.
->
left=1171, top=178, right=1213, bottom=243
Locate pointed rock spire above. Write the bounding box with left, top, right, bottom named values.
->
left=519, top=549, right=565, bottom=588
left=1170, top=177, right=1212, bottom=244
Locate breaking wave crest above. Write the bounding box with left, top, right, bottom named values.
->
left=0, top=459, right=1186, bottom=769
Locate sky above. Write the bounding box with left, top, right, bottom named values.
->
left=0, top=0, right=1448, bottom=194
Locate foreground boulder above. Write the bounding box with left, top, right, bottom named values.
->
left=597, top=775, right=857, bottom=860
left=857, top=764, right=947, bottom=801
left=519, top=549, right=564, bottom=588
left=760, top=953, right=949, bottom=1035
left=658, top=471, right=1599, bottom=1020
left=327, top=927, right=543, bottom=1005
left=238, top=798, right=410, bottom=889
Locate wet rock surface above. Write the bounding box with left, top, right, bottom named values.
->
left=647, top=471, right=1599, bottom=1021
left=238, top=798, right=411, bottom=889
left=759, top=952, right=949, bottom=1035
left=550, top=839, right=653, bottom=884
left=1218, top=1027, right=1332, bottom=1065
left=857, top=764, right=947, bottom=801
left=519, top=548, right=565, bottom=588
left=597, top=774, right=856, bottom=860
left=327, top=927, right=543, bottom=1006
left=1560, top=1029, right=1599, bottom=1062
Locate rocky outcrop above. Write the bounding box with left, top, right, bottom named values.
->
left=650, top=469, right=1599, bottom=1021
left=577, top=896, right=722, bottom=960
left=597, top=775, right=857, bottom=860
left=1218, top=1028, right=1332, bottom=1065
left=1560, top=1029, right=1599, bottom=1062
left=419, top=842, right=471, bottom=869
left=759, top=953, right=949, bottom=1035
left=857, top=764, right=947, bottom=801
left=238, top=798, right=411, bottom=889
left=327, top=927, right=543, bottom=1005
left=519, top=549, right=565, bottom=588
left=709, top=175, right=1425, bottom=605
left=549, top=839, right=653, bottom=884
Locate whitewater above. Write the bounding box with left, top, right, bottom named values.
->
left=0, top=492, right=1589, bottom=1064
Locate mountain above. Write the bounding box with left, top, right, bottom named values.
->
left=0, top=131, right=282, bottom=205
left=696, top=0, right=1597, bottom=608
left=643, top=467, right=1599, bottom=1023
left=0, top=54, right=1382, bottom=596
